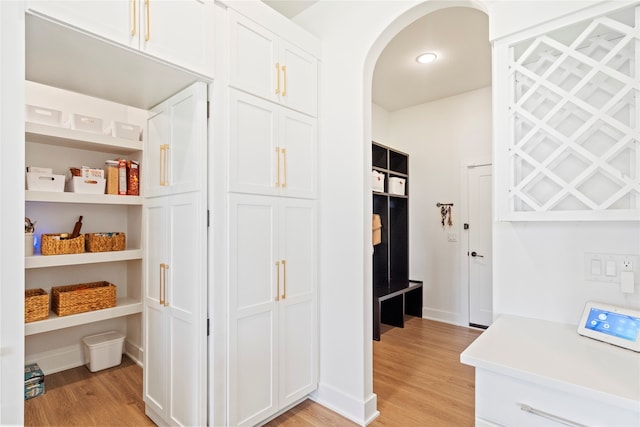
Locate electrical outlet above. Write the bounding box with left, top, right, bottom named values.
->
left=623, top=259, right=633, bottom=272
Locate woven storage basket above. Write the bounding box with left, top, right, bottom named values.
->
left=51, top=281, right=116, bottom=316
left=85, top=233, right=126, bottom=252
left=41, top=234, right=85, bottom=255
left=25, top=289, right=49, bottom=322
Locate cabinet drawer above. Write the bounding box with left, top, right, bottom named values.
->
left=476, top=370, right=640, bottom=426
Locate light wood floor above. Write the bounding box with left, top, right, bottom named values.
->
left=25, top=317, right=481, bottom=426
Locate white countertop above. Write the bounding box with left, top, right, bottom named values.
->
left=460, top=315, right=640, bottom=412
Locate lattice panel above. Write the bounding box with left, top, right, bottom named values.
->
left=507, top=5, right=640, bottom=216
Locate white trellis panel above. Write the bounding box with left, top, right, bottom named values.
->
left=496, top=3, right=640, bottom=221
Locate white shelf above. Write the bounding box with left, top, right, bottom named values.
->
left=25, top=122, right=143, bottom=155
left=26, top=190, right=142, bottom=205
left=25, top=297, right=142, bottom=336
left=26, top=249, right=143, bottom=269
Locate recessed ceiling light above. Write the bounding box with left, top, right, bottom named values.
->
left=416, top=52, right=437, bottom=64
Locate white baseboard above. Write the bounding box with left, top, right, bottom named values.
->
left=310, top=383, right=379, bottom=426
left=125, top=339, right=143, bottom=367
left=422, top=307, right=463, bottom=326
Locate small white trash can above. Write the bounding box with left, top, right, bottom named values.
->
left=82, top=331, right=125, bottom=372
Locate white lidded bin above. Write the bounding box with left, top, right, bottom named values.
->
left=388, top=177, right=406, bottom=195
left=82, top=331, right=125, bottom=372
left=372, top=170, right=385, bottom=192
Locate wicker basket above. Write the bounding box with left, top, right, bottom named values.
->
left=41, top=234, right=85, bottom=255
left=85, top=232, right=126, bottom=252
left=51, top=281, right=116, bottom=316
left=25, top=289, right=49, bottom=323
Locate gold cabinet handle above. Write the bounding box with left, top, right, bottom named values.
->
left=159, top=263, right=165, bottom=305
left=275, top=63, right=280, bottom=94
left=282, top=65, right=287, bottom=97
left=281, top=148, right=287, bottom=188
left=281, top=259, right=287, bottom=300
left=145, top=0, right=150, bottom=42
left=163, top=263, right=169, bottom=307
left=275, top=146, right=281, bottom=187
left=131, top=0, right=137, bottom=36
left=275, top=261, right=280, bottom=301
left=160, top=144, right=169, bottom=186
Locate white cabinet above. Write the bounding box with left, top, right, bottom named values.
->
left=143, top=82, right=208, bottom=427
left=229, top=89, right=317, bottom=199
left=146, top=82, right=208, bottom=197
left=26, top=0, right=214, bottom=77
left=228, top=9, right=317, bottom=117
left=143, top=193, right=207, bottom=426
left=228, top=194, right=317, bottom=427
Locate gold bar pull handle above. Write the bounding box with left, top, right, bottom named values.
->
left=144, top=0, right=150, bottom=42
left=282, top=65, right=287, bottom=97
left=131, top=0, right=137, bottom=36
left=275, top=63, right=281, bottom=94
left=159, top=264, right=165, bottom=305
left=163, top=263, right=169, bottom=307
left=281, top=148, right=287, bottom=188
left=160, top=144, right=169, bottom=186
left=275, top=146, right=281, bottom=187
left=281, top=259, right=287, bottom=299
left=275, top=261, right=280, bottom=301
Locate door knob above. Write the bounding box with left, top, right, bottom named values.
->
left=471, top=251, right=484, bottom=258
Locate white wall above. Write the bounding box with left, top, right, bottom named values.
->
left=371, top=103, right=390, bottom=145
left=387, top=87, right=492, bottom=325
left=294, top=0, right=625, bottom=424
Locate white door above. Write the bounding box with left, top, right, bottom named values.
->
left=278, top=198, right=317, bottom=407
left=140, top=0, right=214, bottom=77
left=147, top=82, right=207, bottom=197
left=468, top=164, right=493, bottom=327
left=228, top=194, right=279, bottom=426
left=279, top=40, right=318, bottom=116
left=279, top=108, right=316, bottom=199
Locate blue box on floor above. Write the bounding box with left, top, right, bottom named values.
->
left=24, top=363, right=44, bottom=400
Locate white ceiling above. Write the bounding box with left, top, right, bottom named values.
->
left=263, top=2, right=491, bottom=112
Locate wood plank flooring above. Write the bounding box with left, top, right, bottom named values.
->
left=25, top=317, right=481, bottom=426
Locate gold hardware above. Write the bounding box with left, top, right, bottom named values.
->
left=275, top=146, right=281, bottom=187
left=275, top=63, right=280, bottom=94
left=163, top=263, right=169, bottom=307
left=159, top=264, right=164, bottom=305
left=145, top=0, right=150, bottom=42
left=282, top=259, right=287, bottom=299
left=281, top=148, right=287, bottom=188
left=160, top=144, right=169, bottom=186
left=275, top=261, right=280, bottom=301
left=282, top=65, right=287, bottom=97
left=131, top=0, right=137, bottom=36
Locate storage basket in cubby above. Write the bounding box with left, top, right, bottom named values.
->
left=85, top=232, right=126, bottom=252
left=25, top=289, right=49, bottom=323
left=51, top=281, right=116, bottom=317
left=40, top=234, right=85, bottom=255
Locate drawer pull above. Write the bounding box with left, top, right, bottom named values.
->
left=519, top=403, right=587, bottom=427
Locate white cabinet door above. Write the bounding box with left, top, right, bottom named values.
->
left=278, top=199, right=317, bottom=407
left=141, top=0, right=214, bottom=77
left=228, top=195, right=317, bottom=426
left=228, top=194, right=279, bottom=426
left=26, top=0, right=136, bottom=48
left=144, top=193, right=207, bottom=427
left=229, top=89, right=316, bottom=199
left=147, top=81, right=207, bottom=197
left=228, top=10, right=317, bottom=117
left=228, top=9, right=279, bottom=105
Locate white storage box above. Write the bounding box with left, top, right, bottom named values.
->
left=26, top=105, right=62, bottom=127
left=26, top=172, right=65, bottom=192
left=68, top=176, right=106, bottom=194
left=372, top=170, right=385, bottom=192
left=388, top=177, right=406, bottom=195
left=82, top=331, right=125, bottom=372
left=108, top=121, right=141, bottom=141
left=69, top=113, right=103, bottom=134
